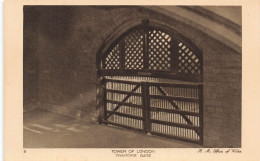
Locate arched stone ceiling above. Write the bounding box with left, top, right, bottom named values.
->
left=145, top=6, right=242, bottom=53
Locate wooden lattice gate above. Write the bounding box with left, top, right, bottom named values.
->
left=102, top=77, right=203, bottom=144
left=99, top=20, right=203, bottom=144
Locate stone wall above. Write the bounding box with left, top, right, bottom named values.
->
left=201, top=37, right=241, bottom=147
left=23, top=7, right=40, bottom=104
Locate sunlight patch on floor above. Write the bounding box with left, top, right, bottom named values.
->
left=31, top=124, right=53, bottom=131
left=24, top=127, right=43, bottom=134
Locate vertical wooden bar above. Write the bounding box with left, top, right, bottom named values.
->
left=142, top=82, right=150, bottom=133
left=198, top=84, right=203, bottom=144
left=184, top=128, right=186, bottom=138
left=103, top=78, right=108, bottom=124
left=119, top=40, right=125, bottom=70
left=142, top=20, right=149, bottom=70
left=171, top=39, right=179, bottom=73
left=147, top=84, right=151, bottom=132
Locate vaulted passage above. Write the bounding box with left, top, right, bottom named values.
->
left=99, top=21, right=203, bottom=144
left=23, top=6, right=241, bottom=148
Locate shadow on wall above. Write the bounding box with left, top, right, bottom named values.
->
left=38, top=87, right=97, bottom=122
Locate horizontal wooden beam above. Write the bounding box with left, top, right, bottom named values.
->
left=150, top=107, right=200, bottom=116
left=106, top=89, right=142, bottom=96
left=151, top=119, right=200, bottom=130
left=105, top=78, right=142, bottom=85
left=103, top=121, right=145, bottom=133
left=149, top=94, right=200, bottom=102
left=102, top=70, right=202, bottom=83
left=149, top=131, right=202, bottom=144
left=107, top=100, right=144, bottom=109
left=148, top=82, right=201, bottom=89
left=107, top=111, right=144, bottom=120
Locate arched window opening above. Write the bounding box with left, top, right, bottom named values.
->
left=101, top=24, right=202, bottom=82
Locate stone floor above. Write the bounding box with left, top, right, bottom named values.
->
left=23, top=109, right=202, bottom=148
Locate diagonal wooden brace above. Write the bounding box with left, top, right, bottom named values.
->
left=155, top=85, right=201, bottom=136
left=106, top=84, right=141, bottom=119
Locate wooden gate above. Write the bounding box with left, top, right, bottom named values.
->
left=98, top=20, right=203, bottom=144
left=102, top=77, right=203, bottom=144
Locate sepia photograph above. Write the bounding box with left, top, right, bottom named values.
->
left=23, top=6, right=242, bottom=148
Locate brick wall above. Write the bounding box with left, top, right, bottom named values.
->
left=23, top=6, right=241, bottom=147
left=201, top=38, right=241, bottom=147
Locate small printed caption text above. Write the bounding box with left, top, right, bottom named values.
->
left=111, top=149, right=155, bottom=157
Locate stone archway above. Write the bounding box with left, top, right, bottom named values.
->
left=97, top=20, right=203, bottom=144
